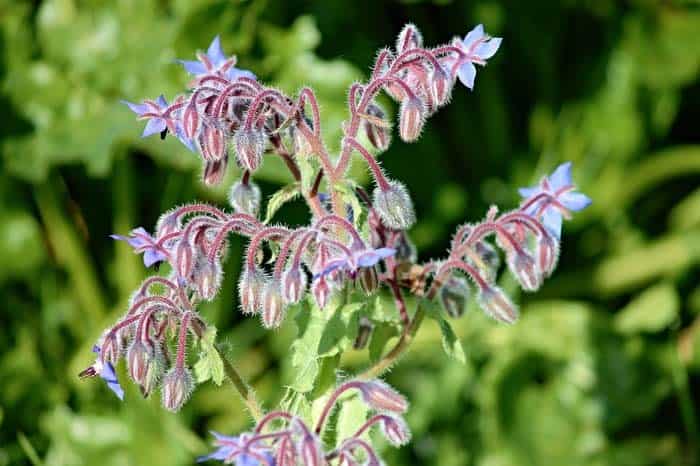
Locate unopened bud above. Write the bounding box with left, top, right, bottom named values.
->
left=282, top=266, right=307, bottom=304
left=356, top=265, right=380, bottom=295
left=298, top=429, right=323, bottom=466
left=379, top=414, right=412, bottom=447
left=99, top=331, right=123, bottom=365
left=202, top=156, right=229, bottom=186
left=194, top=259, right=222, bottom=301
left=364, top=103, right=391, bottom=152
left=261, top=283, right=286, bottom=329
left=176, top=240, right=193, bottom=283
left=311, top=276, right=332, bottom=309
left=396, top=23, right=423, bottom=52
left=229, top=180, right=262, bottom=216
left=182, top=102, right=200, bottom=140
left=507, top=250, right=542, bottom=292
left=373, top=180, right=416, bottom=230
left=234, top=128, right=266, bottom=172
left=431, top=68, right=452, bottom=106
left=398, top=97, right=425, bottom=142
left=536, top=235, right=560, bottom=278
left=474, top=241, right=500, bottom=276
left=478, top=285, right=519, bottom=324
left=439, top=276, right=470, bottom=318
left=238, top=268, right=267, bottom=314
left=161, top=367, right=194, bottom=412
left=200, top=125, right=226, bottom=161
left=353, top=316, right=374, bottom=350
left=394, top=233, right=417, bottom=263
left=127, top=339, right=163, bottom=396
left=358, top=380, right=408, bottom=413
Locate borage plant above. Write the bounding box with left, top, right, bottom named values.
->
left=80, top=23, right=590, bottom=465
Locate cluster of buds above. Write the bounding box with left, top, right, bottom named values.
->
left=198, top=379, right=411, bottom=465
left=81, top=21, right=590, bottom=464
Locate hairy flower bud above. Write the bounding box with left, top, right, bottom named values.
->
left=507, top=250, right=542, bottom=292
left=161, top=367, right=194, bottom=412
left=358, top=380, right=409, bottom=413
left=364, top=103, right=391, bottom=152
left=311, top=276, right=332, bottom=309
left=353, top=316, right=374, bottom=350
left=282, top=266, right=307, bottom=304
left=127, top=339, right=163, bottom=397
left=478, top=285, right=519, bottom=324
left=439, top=275, right=470, bottom=318
left=373, top=180, right=416, bottom=230
left=234, top=128, right=266, bottom=172
left=536, top=234, right=560, bottom=278
left=431, top=68, right=452, bottom=106
left=195, top=259, right=223, bottom=301
left=379, top=414, right=412, bottom=447
left=297, top=429, right=323, bottom=466
left=202, top=156, right=229, bottom=186
left=239, top=268, right=267, bottom=314
left=176, top=239, right=193, bottom=283
left=474, top=240, right=500, bottom=279
left=398, top=97, right=425, bottom=142
left=201, top=125, right=227, bottom=161
left=356, top=265, right=380, bottom=295
left=396, top=23, right=423, bottom=52
left=261, top=283, right=286, bottom=329
left=394, top=232, right=417, bottom=263
left=229, top=180, right=262, bottom=216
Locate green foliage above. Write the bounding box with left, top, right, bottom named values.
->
left=1, top=1, right=699, bottom=466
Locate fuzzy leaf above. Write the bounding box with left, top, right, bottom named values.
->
left=194, top=326, right=224, bottom=385
left=264, top=183, right=300, bottom=224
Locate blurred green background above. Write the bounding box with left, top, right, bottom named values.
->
left=2, top=0, right=700, bottom=465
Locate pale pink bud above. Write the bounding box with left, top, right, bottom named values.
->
left=200, top=126, right=227, bottom=161
left=202, top=156, right=229, bottom=186
left=161, top=367, right=194, bottom=412
left=229, top=180, right=261, bottom=216
left=396, top=23, right=423, bottom=52
left=536, top=235, right=560, bottom=278
left=478, top=285, right=519, bottom=324
left=398, top=97, right=425, bottom=142
left=261, top=283, right=286, bottom=329
left=282, top=266, right=307, bottom=304
left=239, top=268, right=267, bottom=315
left=373, top=180, right=416, bottom=230
left=234, top=128, right=266, bottom=172
left=176, top=239, right=193, bottom=281
left=379, top=414, right=411, bottom=447
left=127, top=339, right=163, bottom=396
left=431, top=68, right=452, bottom=106
left=195, top=259, right=222, bottom=301
left=311, top=276, right=332, bottom=309
left=358, top=380, right=408, bottom=413
left=364, top=103, right=391, bottom=152
left=507, top=250, right=542, bottom=292
left=183, top=102, right=200, bottom=140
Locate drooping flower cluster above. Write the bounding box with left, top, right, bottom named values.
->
left=81, top=22, right=590, bottom=465
left=198, top=380, right=410, bottom=465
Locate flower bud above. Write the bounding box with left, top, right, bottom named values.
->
left=200, top=125, right=226, bottom=161
left=358, top=380, right=408, bottom=413
left=478, top=285, right=519, bottom=324
left=182, top=102, right=200, bottom=140
left=127, top=339, right=163, bottom=397
left=536, top=234, right=560, bottom=278
left=353, top=316, right=374, bottom=350
left=234, top=128, right=266, bottom=172
left=507, top=250, right=542, bottom=292
left=373, top=180, right=416, bottom=230
left=398, top=97, right=425, bottom=142
left=394, top=232, right=417, bottom=263
left=229, top=180, right=262, bottom=216
left=176, top=239, right=193, bottom=283
left=364, top=103, right=391, bottom=152
left=474, top=240, right=500, bottom=279
left=282, top=266, right=307, bottom=304
left=161, top=367, right=194, bottom=412
left=439, top=275, right=470, bottom=318
left=238, top=268, right=267, bottom=314
left=99, top=331, right=123, bottom=365
left=261, top=282, right=286, bottom=329
left=356, top=265, right=379, bottom=295
left=379, top=414, right=412, bottom=447
left=431, top=68, right=452, bottom=106
left=194, top=259, right=222, bottom=301
left=202, top=156, right=229, bottom=186
left=396, top=23, right=423, bottom=52
left=298, top=430, right=323, bottom=466
left=311, top=276, right=332, bottom=309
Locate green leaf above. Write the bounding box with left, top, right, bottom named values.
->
left=193, top=326, right=224, bottom=386
left=424, top=299, right=466, bottom=364
left=335, top=395, right=370, bottom=446
left=615, top=283, right=680, bottom=334
left=264, top=183, right=300, bottom=224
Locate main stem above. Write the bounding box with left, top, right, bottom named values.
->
left=219, top=346, right=264, bottom=422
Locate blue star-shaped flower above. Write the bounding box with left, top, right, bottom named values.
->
left=121, top=95, right=195, bottom=151
left=111, top=227, right=168, bottom=268
left=455, top=24, right=502, bottom=90
left=314, top=247, right=396, bottom=280
left=197, top=432, right=275, bottom=465
left=91, top=346, right=124, bottom=401
left=518, top=162, right=592, bottom=239
left=178, top=35, right=256, bottom=81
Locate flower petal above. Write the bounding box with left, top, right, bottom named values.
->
left=178, top=59, right=208, bottom=76
left=463, top=24, right=484, bottom=50
left=560, top=192, right=592, bottom=212
left=100, top=361, right=125, bottom=400
left=207, top=35, right=226, bottom=66
left=142, top=118, right=168, bottom=137
left=121, top=100, right=149, bottom=115
left=541, top=208, right=563, bottom=240
left=475, top=37, right=502, bottom=60
left=549, top=162, right=573, bottom=190
left=518, top=186, right=539, bottom=198
left=110, top=233, right=148, bottom=249
left=457, top=62, right=477, bottom=90
left=143, top=248, right=167, bottom=267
